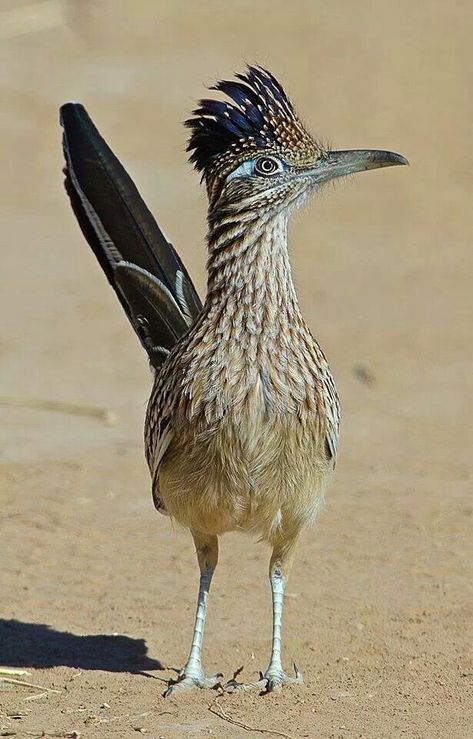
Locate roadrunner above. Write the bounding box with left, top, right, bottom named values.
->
left=60, top=66, right=407, bottom=696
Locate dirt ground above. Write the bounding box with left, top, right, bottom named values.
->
left=1, top=2, right=472, bottom=737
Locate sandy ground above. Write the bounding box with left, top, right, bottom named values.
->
left=1, top=1, right=472, bottom=737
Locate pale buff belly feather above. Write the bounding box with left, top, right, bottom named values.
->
left=155, top=402, right=332, bottom=543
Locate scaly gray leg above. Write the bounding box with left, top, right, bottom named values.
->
left=165, top=533, right=222, bottom=697
left=227, top=537, right=303, bottom=693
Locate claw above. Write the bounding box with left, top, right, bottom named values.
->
left=225, top=663, right=303, bottom=694
left=164, top=671, right=223, bottom=698
left=266, top=663, right=303, bottom=693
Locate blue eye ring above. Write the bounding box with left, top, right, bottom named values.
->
left=226, top=155, right=285, bottom=182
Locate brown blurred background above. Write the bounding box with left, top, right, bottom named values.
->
left=1, top=2, right=472, bottom=737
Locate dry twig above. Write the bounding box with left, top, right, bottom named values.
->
left=208, top=695, right=298, bottom=739
left=0, top=669, right=60, bottom=694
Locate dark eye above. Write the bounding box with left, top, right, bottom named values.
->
left=254, top=156, right=283, bottom=176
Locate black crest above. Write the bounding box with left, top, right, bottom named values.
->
left=185, top=65, right=309, bottom=177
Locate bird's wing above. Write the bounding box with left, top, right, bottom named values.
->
left=150, top=422, right=174, bottom=513
left=60, top=102, right=202, bottom=369
left=325, top=416, right=339, bottom=463
left=145, top=379, right=177, bottom=513
left=324, top=374, right=340, bottom=462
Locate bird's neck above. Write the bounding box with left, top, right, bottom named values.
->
left=180, top=209, right=320, bottom=422
left=204, top=210, right=303, bottom=340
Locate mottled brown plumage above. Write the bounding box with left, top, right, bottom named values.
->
left=60, top=65, right=407, bottom=697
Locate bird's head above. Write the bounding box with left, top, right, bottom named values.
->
left=185, top=65, right=407, bottom=217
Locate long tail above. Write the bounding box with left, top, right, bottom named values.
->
left=60, top=103, right=202, bottom=369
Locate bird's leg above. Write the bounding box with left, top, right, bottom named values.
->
left=227, top=536, right=302, bottom=693
left=164, top=532, right=222, bottom=697
left=262, top=549, right=303, bottom=691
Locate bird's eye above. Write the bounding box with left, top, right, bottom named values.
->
left=254, top=156, right=283, bottom=176
left=226, top=155, right=285, bottom=183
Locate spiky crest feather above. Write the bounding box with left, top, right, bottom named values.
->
left=185, top=65, right=322, bottom=183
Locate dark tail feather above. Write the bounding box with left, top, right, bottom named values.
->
left=60, top=102, right=202, bottom=368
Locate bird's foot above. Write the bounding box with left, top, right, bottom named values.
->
left=164, top=668, right=223, bottom=698
left=226, top=662, right=303, bottom=694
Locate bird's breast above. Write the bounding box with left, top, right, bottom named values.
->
left=149, top=299, right=339, bottom=537
left=157, top=395, right=332, bottom=539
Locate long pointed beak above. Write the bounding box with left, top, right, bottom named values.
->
left=308, top=149, right=409, bottom=183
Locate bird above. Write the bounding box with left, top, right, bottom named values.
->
left=60, top=65, right=407, bottom=696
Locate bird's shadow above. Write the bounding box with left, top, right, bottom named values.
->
left=0, top=619, right=163, bottom=673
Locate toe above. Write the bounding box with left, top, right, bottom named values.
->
left=225, top=663, right=303, bottom=694
left=266, top=677, right=283, bottom=693
left=262, top=663, right=304, bottom=693
left=225, top=678, right=266, bottom=693
left=164, top=671, right=222, bottom=697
